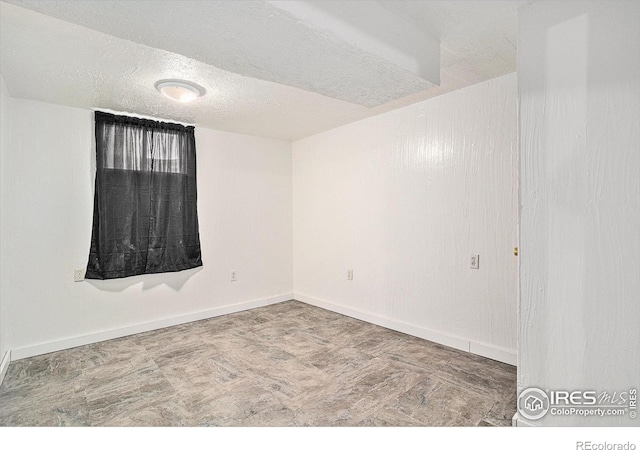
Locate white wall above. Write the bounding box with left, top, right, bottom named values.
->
left=518, top=1, right=640, bottom=426
left=293, top=73, right=518, bottom=364
left=1, top=98, right=293, bottom=359
left=0, top=74, right=10, bottom=369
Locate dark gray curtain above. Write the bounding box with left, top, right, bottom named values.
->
left=86, top=111, right=202, bottom=279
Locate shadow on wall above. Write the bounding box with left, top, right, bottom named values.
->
left=85, top=266, right=203, bottom=292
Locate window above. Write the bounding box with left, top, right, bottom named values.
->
left=86, top=111, right=202, bottom=279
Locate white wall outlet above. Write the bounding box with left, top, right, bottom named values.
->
left=470, top=255, right=480, bottom=269
left=230, top=270, right=237, bottom=282
left=73, top=268, right=85, bottom=282
left=347, top=269, right=353, bottom=281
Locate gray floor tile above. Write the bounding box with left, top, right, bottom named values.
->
left=0, top=300, right=516, bottom=427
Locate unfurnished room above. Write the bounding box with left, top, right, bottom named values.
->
left=0, top=0, right=638, bottom=444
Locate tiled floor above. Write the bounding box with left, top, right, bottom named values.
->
left=0, top=300, right=516, bottom=426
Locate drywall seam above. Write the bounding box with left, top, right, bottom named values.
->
left=0, top=350, right=10, bottom=388
left=0, top=74, right=10, bottom=367
left=295, top=292, right=516, bottom=365
left=10, top=293, right=293, bottom=360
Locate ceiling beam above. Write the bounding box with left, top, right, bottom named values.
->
left=268, top=0, right=441, bottom=86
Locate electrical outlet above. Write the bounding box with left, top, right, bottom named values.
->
left=74, top=268, right=85, bottom=282
left=347, top=269, right=353, bottom=281
left=470, top=255, right=480, bottom=269
left=230, top=270, right=237, bottom=282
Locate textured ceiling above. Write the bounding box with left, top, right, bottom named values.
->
left=0, top=0, right=528, bottom=141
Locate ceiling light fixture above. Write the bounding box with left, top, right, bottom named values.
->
left=155, top=79, right=205, bottom=102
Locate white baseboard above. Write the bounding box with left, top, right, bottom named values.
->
left=294, top=292, right=517, bottom=366
left=470, top=341, right=517, bottom=366
left=10, top=293, right=293, bottom=361
left=0, top=350, right=11, bottom=387
left=8, top=292, right=517, bottom=366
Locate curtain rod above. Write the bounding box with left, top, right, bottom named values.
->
left=92, top=108, right=196, bottom=128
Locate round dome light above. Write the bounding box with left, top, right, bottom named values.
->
left=155, top=79, right=205, bottom=102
